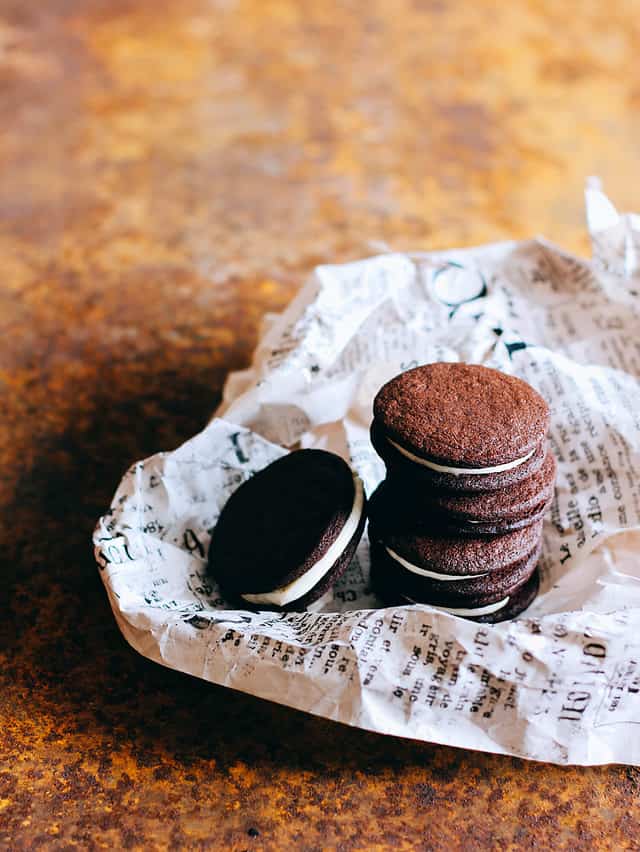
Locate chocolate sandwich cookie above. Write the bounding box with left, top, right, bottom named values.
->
left=367, top=517, right=542, bottom=589
left=372, top=362, right=550, bottom=491
left=208, top=449, right=366, bottom=611
left=373, top=560, right=541, bottom=624
left=372, top=451, right=557, bottom=536
left=368, top=482, right=544, bottom=558
left=368, top=537, right=540, bottom=605
left=428, top=450, right=557, bottom=534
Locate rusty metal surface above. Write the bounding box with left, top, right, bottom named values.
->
left=2, top=0, right=640, bottom=848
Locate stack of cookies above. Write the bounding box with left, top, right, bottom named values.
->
left=368, top=362, right=556, bottom=623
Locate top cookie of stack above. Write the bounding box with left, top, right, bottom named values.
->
left=371, top=362, right=550, bottom=493
left=369, top=362, right=555, bottom=622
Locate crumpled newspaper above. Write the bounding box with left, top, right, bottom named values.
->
left=94, top=180, right=640, bottom=766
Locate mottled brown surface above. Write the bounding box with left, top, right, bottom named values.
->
left=2, top=0, right=640, bottom=848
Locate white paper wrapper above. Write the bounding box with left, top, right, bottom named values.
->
left=94, top=181, right=640, bottom=766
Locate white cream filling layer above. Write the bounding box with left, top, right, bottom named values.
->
left=403, top=593, right=510, bottom=617
left=388, top=438, right=535, bottom=476
left=241, top=475, right=365, bottom=607
left=429, top=596, right=510, bottom=617
left=385, top=545, right=489, bottom=582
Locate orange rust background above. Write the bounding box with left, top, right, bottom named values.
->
left=1, top=1, right=640, bottom=848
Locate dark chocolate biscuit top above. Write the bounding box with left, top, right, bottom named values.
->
left=373, top=362, right=550, bottom=467
left=209, top=449, right=361, bottom=595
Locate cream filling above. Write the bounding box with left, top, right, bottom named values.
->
left=385, top=545, right=489, bottom=582
left=428, top=596, right=510, bottom=617
left=241, top=475, right=365, bottom=607
left=388, top=438, right=535, bottom=476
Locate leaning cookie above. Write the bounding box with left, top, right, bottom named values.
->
left=208, top=449, right=366, bottom=611
left=372, top=362, right=550, bottom=491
